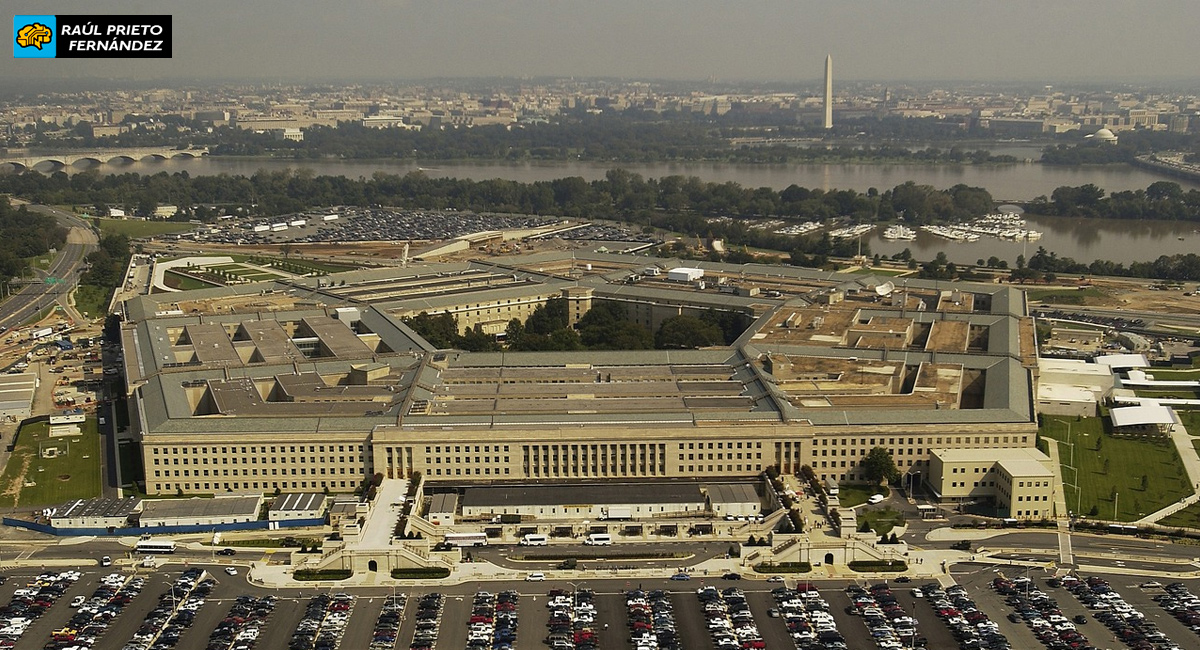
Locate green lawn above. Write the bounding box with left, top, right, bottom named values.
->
left=857, top=507, right=905, bottom=535
left=163, top=269, right=220, bottom=290
left=95, top=218, right=194, bottom=238
left=73, top=283, right=112, bottom=319
left=22, top=305, right=56, bottom=326
left=1026, top=287, right=1107, bottom=303
left=1145, top=368, right=1200, bottom=380
left=1159, top=504, right=1200, bottom=529
left=1042, top=416, right=1190, bottom=521
left=0, top=419, right=102, bottom=508
left=1135, top=388, right=1200, bottom=400
left=1182, top=412, right=1200, bottom=433
left=846, top=267, right=910, bottom=277
left=838, top=484, right=888, bottom=508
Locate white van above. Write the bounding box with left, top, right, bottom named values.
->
left=584, top=533, right=612, bottom=546
left=520, top=534, right=548, bottom=546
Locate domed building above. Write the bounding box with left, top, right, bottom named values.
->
left=1086, top=127, right=1119, bottom=144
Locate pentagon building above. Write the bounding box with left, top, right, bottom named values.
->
left=118, top=251, right=1038, bottom=496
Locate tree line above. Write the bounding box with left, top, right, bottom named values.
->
left=1040, top=130, right=1199, bottom=166
left=20, top=110, right=1023, bottom=165
left=403, top=298, right=750, bottom=353
left=0, top=198, right=68, bottom=280
left=1025, top=181, right=1200, bottom=222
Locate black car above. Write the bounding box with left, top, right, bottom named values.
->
left=722, top=573, right=742, bottom=580
left=216, top=548, right=236, bottom=556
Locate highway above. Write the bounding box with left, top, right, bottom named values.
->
left=0, top=201, right=98, bottom=330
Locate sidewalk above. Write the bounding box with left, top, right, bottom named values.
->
left=1044, top=440, right=1074, bottom=566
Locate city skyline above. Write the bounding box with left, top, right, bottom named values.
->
left=3, top=0, right=1200, bottom=85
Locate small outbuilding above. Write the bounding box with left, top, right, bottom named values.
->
left=268, top=493, right=328, bottom=522
left=49, top=496, right=142, bottom=529
left=138, top=494, right=263, bottom=527
left=1110, top=404, right=1177, bottom=436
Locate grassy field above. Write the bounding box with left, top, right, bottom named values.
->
left=95, top=218, right=194, bottom=238
left=1042, top=416, right=1190, bottom=521
left=1181, top=412, right=1200, bottom=433
left=837, top=484, right=888, bottom=508
left=22, top=305, right=57, bottom=327
left=1135, top=388, right=1200, bottom=400
left=1025, top=287, right=1107, bottom=305
left=73, top=284, right=112, bottom=319
left=1146, top=368, right=1200, bottom=380
left=857, top=507, right=905, bottom=535
left=846, top=267, right=910, bottom=277
left=204, top=263, right=284, bottom=282
left=0, top=419, right=102, bottom=508
left=163, top=269, right=219, bottom=291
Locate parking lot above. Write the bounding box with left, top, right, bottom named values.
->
left=10, top=561, right=1200, bottom=650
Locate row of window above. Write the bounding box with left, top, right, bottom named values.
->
left=425, top=445, right=510, bottom=454
left=680, top=464, right=763, bottom=473
left=817, top=435, right=1028, bottom=447
left=154, top=466, right=358, bottom=478
left=152, top=480, right=350, bottom=492
left=153, top=445, right=364, bottom=455
left=154, top=456, right=362, bottom=466
left=678, top=442, right=763, bottom=450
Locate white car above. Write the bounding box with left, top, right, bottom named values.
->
left=868, top=494, right=885, bottom=505
left=224, top=567, right=238, bottom=576
left=525, top=572, right=546, bottom=581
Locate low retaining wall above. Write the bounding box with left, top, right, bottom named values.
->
left=3, top=516, right=325, bottom=537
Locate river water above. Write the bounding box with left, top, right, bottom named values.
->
left=16, top=151, right=1200, bottom=265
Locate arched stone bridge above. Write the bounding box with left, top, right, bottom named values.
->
left=0, top=147, right=209, bottom=170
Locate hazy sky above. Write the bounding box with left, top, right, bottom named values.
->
left=4, top=0, right=1199, bottom=85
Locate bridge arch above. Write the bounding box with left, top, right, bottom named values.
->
left=0, top=162, right=28, bottom=172
left=104, top=155, right=138, bottom=165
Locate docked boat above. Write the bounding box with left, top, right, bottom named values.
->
left=882, top=224, right=917, bottom=240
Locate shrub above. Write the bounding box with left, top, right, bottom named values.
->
left=391, top=567, right=450, bottom=579
left=293, top=569, right=352, bottom=581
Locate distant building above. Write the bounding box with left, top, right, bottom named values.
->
left=823, top=55, right=833, bottom=130
left=265, top=128, right=304, bottom=142
left=152, top=205, right=178, bottom=219
left=1085, top=127, right=1119, bottom=144
left=107, top=207, right=126, bottom=218
left=361, top=116, right=421, bottom=130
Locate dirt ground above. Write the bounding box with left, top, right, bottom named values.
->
left=1089, top=277, right=1200, bottom=314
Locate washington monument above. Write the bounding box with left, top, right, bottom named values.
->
left=823, top=54, right=833, bottom=129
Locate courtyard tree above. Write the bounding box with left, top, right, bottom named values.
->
left=862, top=446, right=900, bottom=485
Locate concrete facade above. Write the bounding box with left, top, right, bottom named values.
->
left=928, top=447, right=1055, bottom=519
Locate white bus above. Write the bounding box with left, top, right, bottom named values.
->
left=444, top=532, right=488, bottom=547
left=520, top=534, right=548, bottom=546
left=135, top=539, right=177, bottom=554
left=584, top=533, right=612, bottom=546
